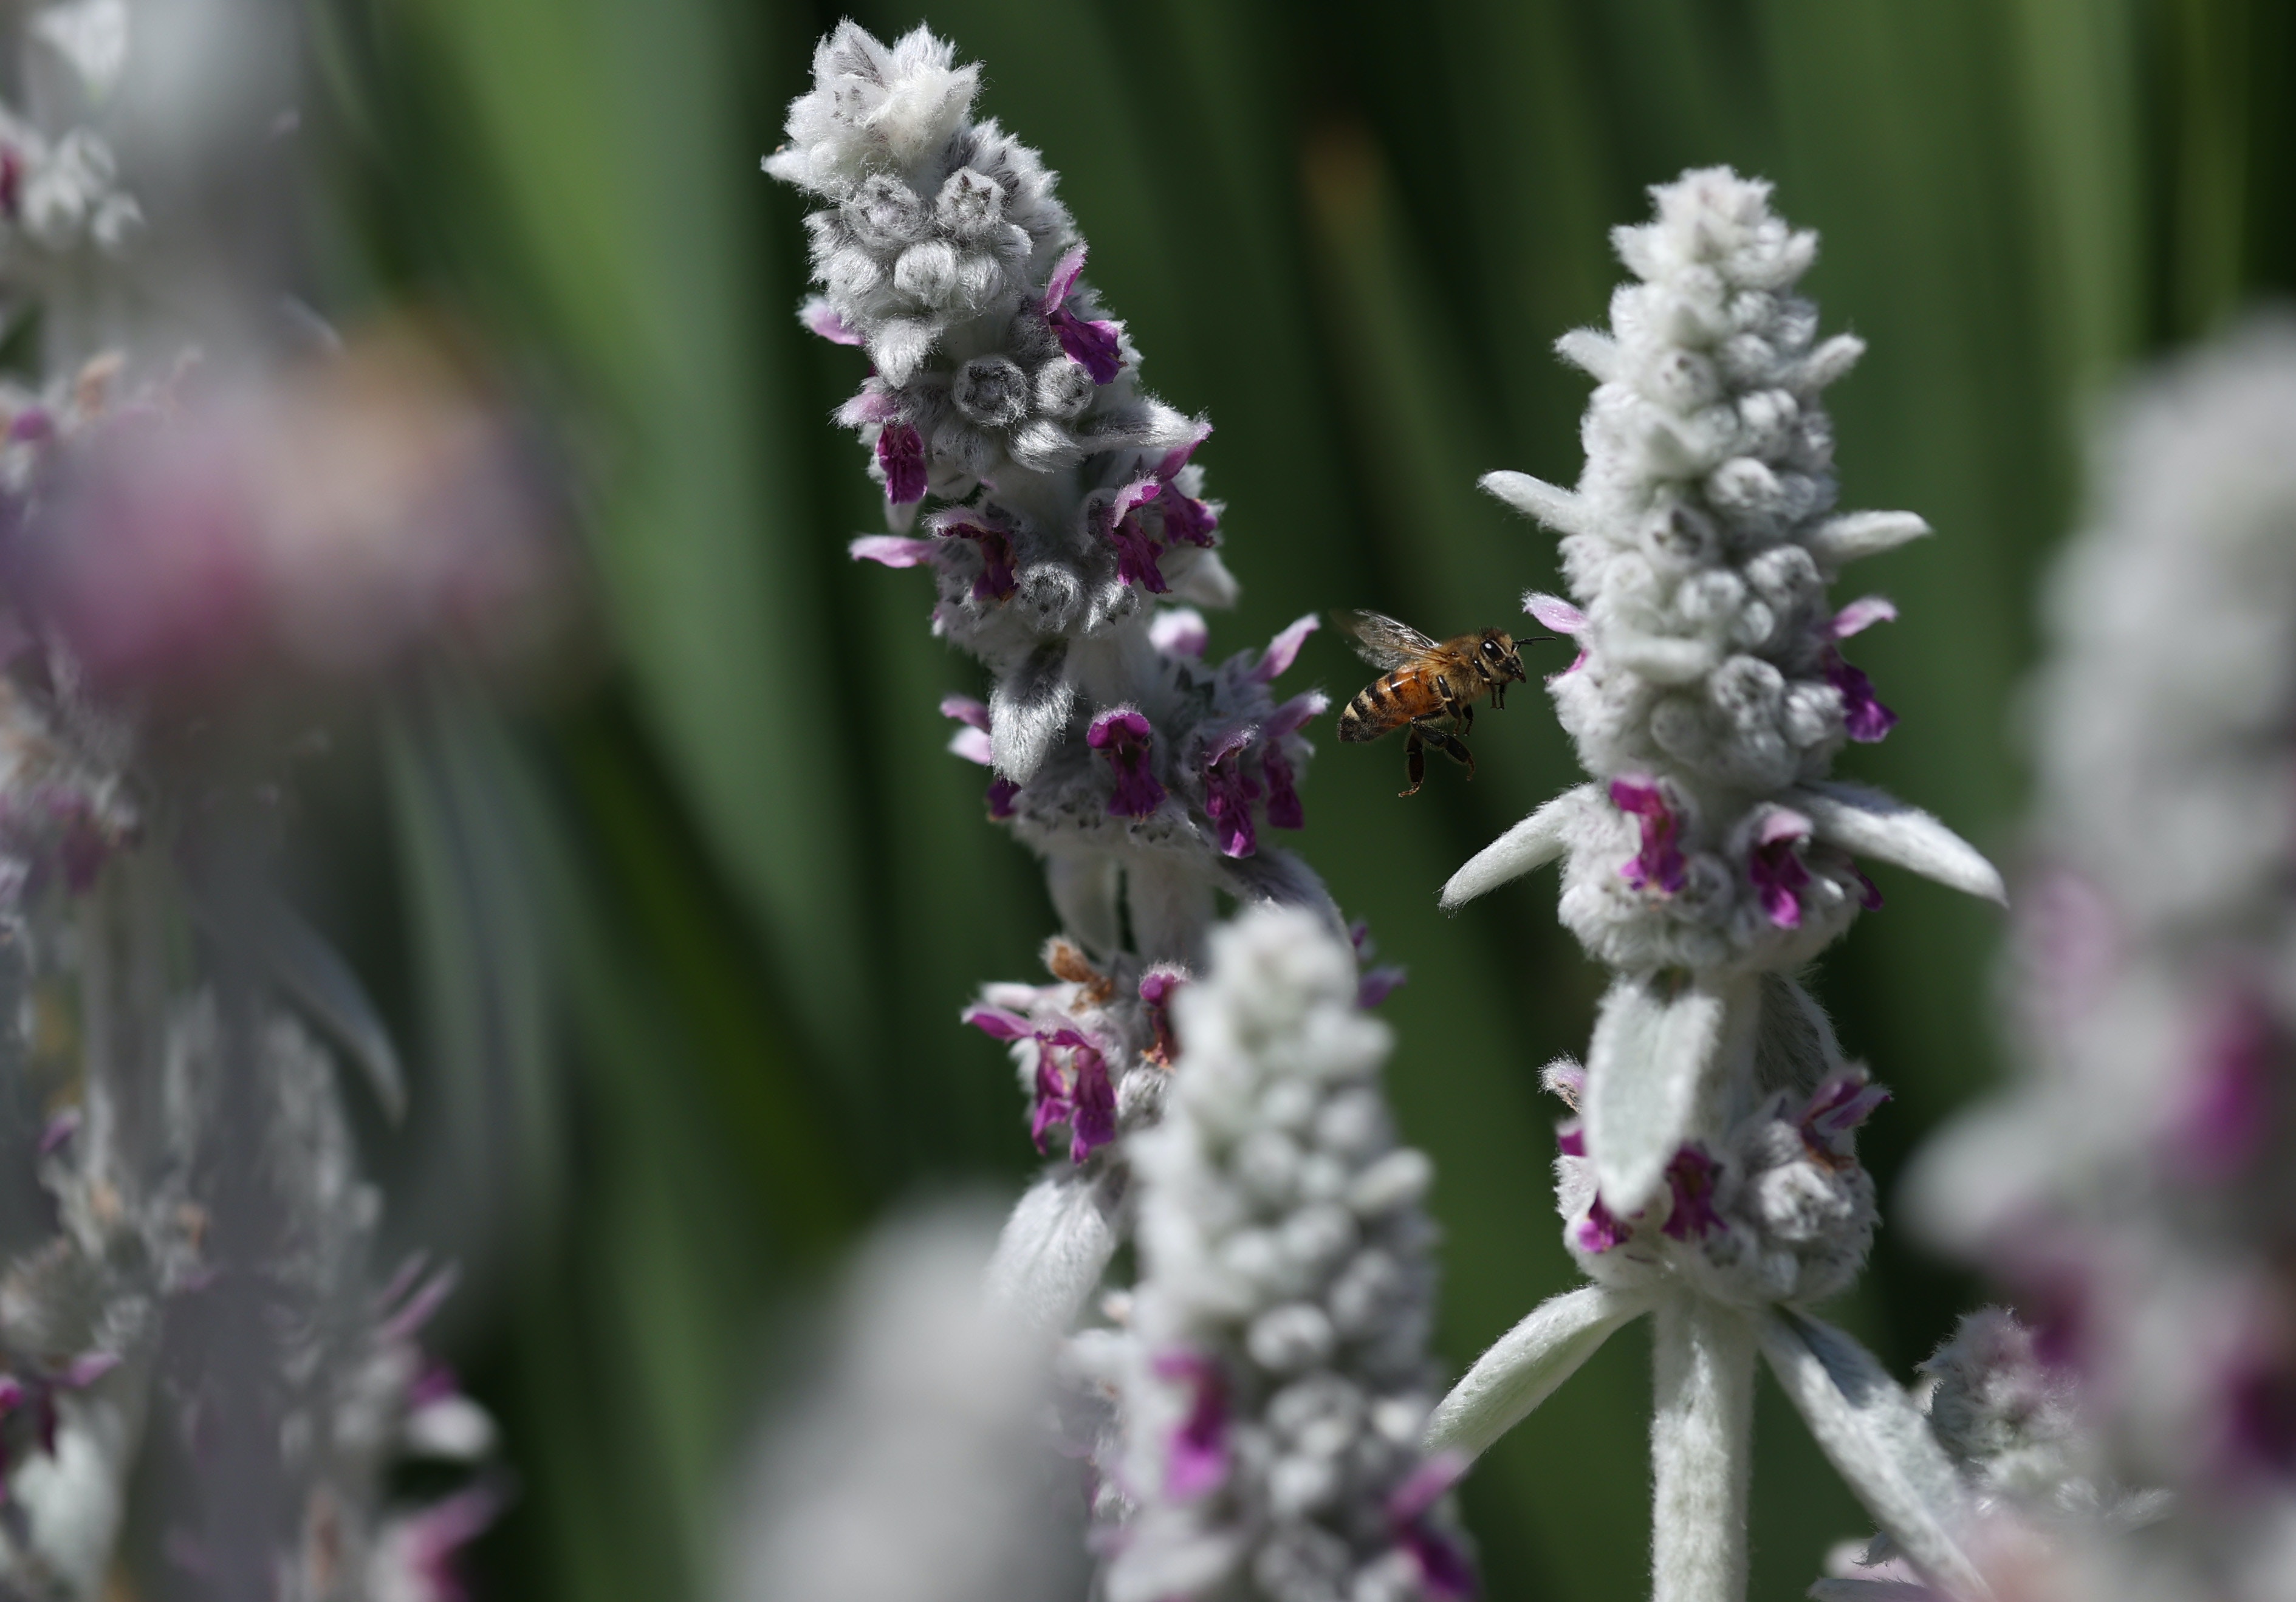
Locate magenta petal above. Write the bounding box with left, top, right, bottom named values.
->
left=939, top=694, right=991, bottom=732
left=1826, top=651, right=1898, bottom=742
left=1523, top=591, right=1587, bottom=634
left=1153, top=422, right=1211, bottom=482
left=800, top=296, right=865, bottom=345
left=1556, top=1120, right=1586, bottom=1157
left=1157, top=482, right=1218, bottom=547
left=849, top=535, right=940, bottom=569
left=1152, top=1351, right=1231, bottom=1499
left=1609, top=776, right=1687, bottom=895
left=1066, top=1045, right=1117, bottom=1162
left=1357, top=966, right=1407, bottom=1008
left=1089, top=708, right=1167, bottom=816
left=1263, top=691, right=1328, bottom=742
left=986, top=778, right=1019, bottom=818
left=1828, top=595, right=1897, bottom=640
left=947, top=727, right=993, bottom=765
left=1747, top=818, right=1812, bottom=931
left=1253, top=614, right=1320, bottom=683
left=1202, top=746, right=1262, bottom=858
left=1261, top=741, right=1304, bottom=830
left=876, top=422, right=927, bottom=504
left=1051, top=313, right=1123, bottom=385
left=937, top=519, right=1018, bottom=601
left=1574, top=1196, right=1628, bottom=1253
left=1659, top=1145, right=1725, bottom=1241
left=1150, top=608, right=1209, bottom=659
left=963, top=1005, right=1035, bottom=1042
left=1041, top=245, right=1088, bottom=312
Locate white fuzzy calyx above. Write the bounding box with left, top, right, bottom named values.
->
left=1105, top=908, right=1468, bottom=1602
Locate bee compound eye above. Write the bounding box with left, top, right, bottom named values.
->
left=1482, top=640, right=1502, bottom=659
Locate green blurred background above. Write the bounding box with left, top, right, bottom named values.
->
left=286, top=1, right=2296, bottom=1598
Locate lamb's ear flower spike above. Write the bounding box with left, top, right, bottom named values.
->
left=1102, top=906, right=1473, bottom=1602
left=1428, top=169, right=2003, bottom=1602
left=769, top=22, right=1341, bottom=1339
left=1902, top=320, right=2296, bottom=1601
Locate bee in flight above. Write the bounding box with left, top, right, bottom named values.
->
left=1335, top=611, right=1529, bottom=796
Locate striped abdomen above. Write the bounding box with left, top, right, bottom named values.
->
left=1337, top=664, right=1451, bottom=742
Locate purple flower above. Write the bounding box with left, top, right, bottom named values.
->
left=799, top=296, right=864, bottom=346
left=1386, top=1453, right=1477, bottom=1600
left=1100, top=477, right=1170, bottom=593
left=1826, top=652, right=1898, bottom=742
left=965, top=1006, right=1117, bottom=1163
left=1524, top=590, right=1588, bottom=676
left=0, top=1349, right=121, bottom=1496
left=1800, top=1073, right=1891, bottom=1159
left=932, top=515, right=1018, bottom=601
left=1088, top=707, right=1167, bottom=816
left=848, top=534, right=942, bottom=569
left=876, top=420, right=927, bottom=505
left=1148, top=426, right=1219, bottom=549
left=371, top=1485, right=502, bottom=1602
left=1139, top=967, right=1185, bottom=1066
left=1660, top=1145, right=1725, bottom=1241
left=1575, top=1195, right=1628, bottom=1254
left=1250, top=611, right=1318, bottom=684
left=2175, top=991, right=2284, bottom=1179
left=1201, top=730, right=1263, bottom=858
left=1557, top=1119, right=1586, bottom=1157
left=1357, top=966, right=1407, bottom=1008
left=1853, top=869, right=1884, bottom=910
left=986, top=777, right=1019, bottom=818
left=1041, top=246, right=1124, bottom=385
left=1152, top=1350, right=1230, bottom=1499
left=1609, top=776, right=1686, bottom=894
left=1822, top=597, right=1899, bottom=741
left=1261, top=742, right=1304, bottom=831
left=941, top=694, right=993, bottom=767
left=1150, top=608, right=1208, bottom=659
left=1747, top=808, right=1813, bottom=929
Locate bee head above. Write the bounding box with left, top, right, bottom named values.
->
left=1479, top=629, right=1527, bottom=683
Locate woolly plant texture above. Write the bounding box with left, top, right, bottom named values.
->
left=1428, top=168, right=2006, bottom=1602
left=767, top=23, right=1341, bottom=1337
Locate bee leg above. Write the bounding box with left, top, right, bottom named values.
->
left=1425, top=724, right=1477, bottom=780
left=1400, top=726, right=1427, bottom=797
left=1492, top=683, right=1506, bottom=711
left=1458, top=702, right=1475, bottom=736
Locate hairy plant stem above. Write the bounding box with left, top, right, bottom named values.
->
left=1650, top=1292, right=1756, bottom=1602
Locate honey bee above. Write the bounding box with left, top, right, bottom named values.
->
left=1335, top=611, right=1528, bottom=796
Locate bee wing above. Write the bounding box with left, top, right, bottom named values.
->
left=1335, top=609, right=1439, bottom=671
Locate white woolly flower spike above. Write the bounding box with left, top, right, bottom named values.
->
left=1097, top=906, right=1469, bottom=1602
left=1906, top=321, right=2296, bottom=1602
left=770, top=24, right=1342, bottom=1335
left=1426, top=171, right=2000, bottom=1602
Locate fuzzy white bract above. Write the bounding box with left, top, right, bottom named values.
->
left=1908, top=320, right=2296, bottom=1602
left=770, top=24, right=1339, bottom=1335
left=1426, top=171, right=2005, bottom=1602
left=1095, top=907, right=1468, bottom=1602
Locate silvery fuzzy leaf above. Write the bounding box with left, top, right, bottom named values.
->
left=1045, top=852, right=1120, bottom=957
left=1554, top=329, right=1624, bottom=383
left=262, top=907, right=408, bottom=1124
left=1424, top=1284, right=1656, bottom=1462
left=1804, top=512, right=1931, bottom=569
left=1169, top=549, right=1239, bottom=609
left=1585, top=973, right=1739, bottom=1214
left=1441, top=792, right=1580, bottom=911
left=1761, top=1310, right=1994, bottom=1602
left=989, top=640, right=1074, bottom=782
left=1479, top=470, right=1595, bottom=538
left=984, top=1171, right=1122, bottom=1335
left=1791, top=781, right=2006, bottom=905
